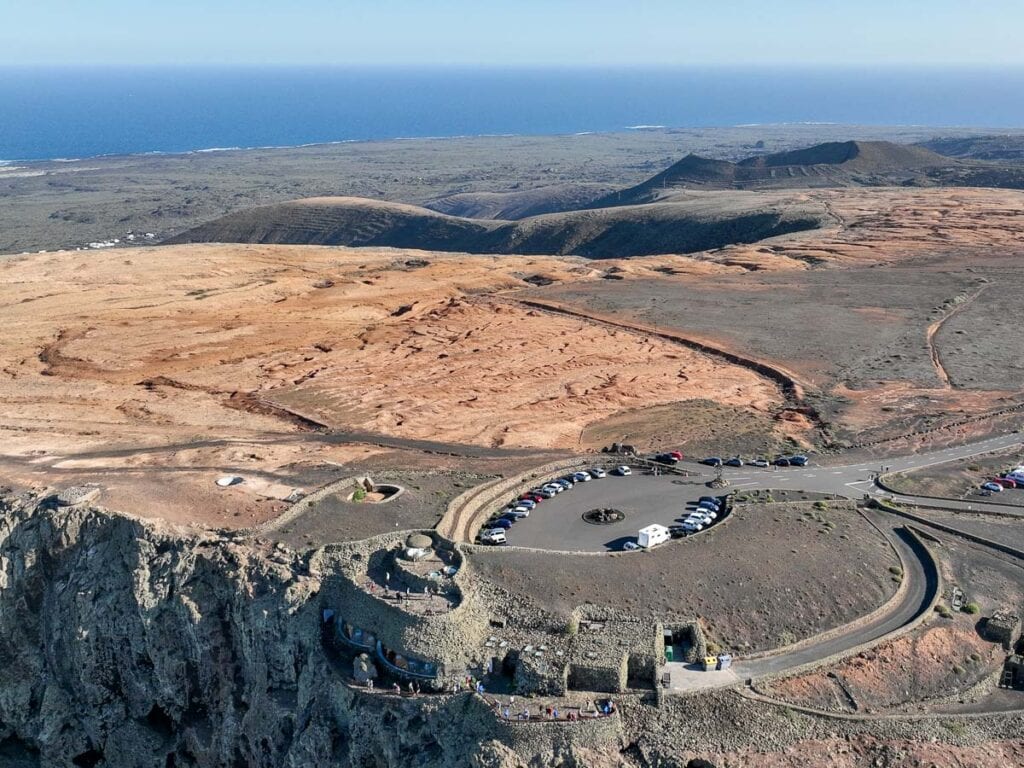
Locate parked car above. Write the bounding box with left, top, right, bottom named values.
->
left=491, top=518, right=513, bottom=530
left=572, top=471, right=592, bottom=482
left=724, top=457, right=743, bottom=467
left=520, top=493, right=544, bottom=503
left=699, top=496, right=720, bottom=505
left=532, top=488, right=556, bottom=499
left=516, top=499, right=537, bottom=510
left=614, top=466, right=632, bottom=476
left=589, top=467, right=607, bottom=479
left=668, top=451, right=684, bottom=461
left=507, top=506, right=531, bottom=518
left=981, top=482, right=1003, bottom=493
left=994, top=477, right=1017, bottom=489
left=701, top=457, right=723, bottom=467
left=542, top=483, right=564, bottom=494
left=654, top=453, right=679, bottom=465
left=668, top=525, right=687, bottom=539
left=696, top=504, right=719, bottom=517
left=689, top=511, right=714, bottom=524
left=556, top=478, right=575, bottom=489
left=480, top=529, right=507, bottom=545
left=773, top=457, right=791, bottom=467
left=682, top=519, right=704, bottom=532
left=622, top=540, right=640, bottom=551
left=750, top=458, right=769, bottom=468
left=788, top=455, right=809, bottom=467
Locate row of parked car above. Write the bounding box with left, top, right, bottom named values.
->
left=622, top=496, right=725, bottom=550
left=699, top=455, right=809, bottom=468
left=980, top=465, right=1024, bottom=495
left=479, top=466, right=623, bottom=545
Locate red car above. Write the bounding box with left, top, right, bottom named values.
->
left=994, top=477, right=1017, bottom=489
left=520, top=493, right=544, bottom=503
left=669, top=451, right=683, bottom=461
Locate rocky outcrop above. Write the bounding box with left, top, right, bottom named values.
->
left=0, top=493, right=618, bottom=768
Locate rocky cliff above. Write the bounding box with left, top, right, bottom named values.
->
left=0, top=492, right=619, bottom=768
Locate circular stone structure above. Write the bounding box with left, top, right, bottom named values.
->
left=582, top=508, right=625, bottom=525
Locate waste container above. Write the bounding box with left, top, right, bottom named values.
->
left=665, top=646, right=674, bottom=662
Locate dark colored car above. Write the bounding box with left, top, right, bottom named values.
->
left=724, top=457, right=743, bottom=467
left=654, top=453, right=678, bottom=465
left=699, top=496, right=720, bottom=504
left=773, top=457, right=791, bottom=467
left=701, top=457, right=723, bottom=467
left=788, top=455, right=809, bottom=467
left=492, top=518, right=513, bottom=529
left=668, top=525, right=687, bottom=539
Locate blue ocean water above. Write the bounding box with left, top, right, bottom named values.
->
left=2, top=67, right=1024, bottom=162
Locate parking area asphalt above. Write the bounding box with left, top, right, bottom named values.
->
left=502, top=472, right=721, bottom=552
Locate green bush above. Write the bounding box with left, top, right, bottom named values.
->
left=813, top=501, right=828, bottom=510
left=352, top=487, right=367, bottom=502
left=935, top=604, right=953, bottom=619
left=888, top=565, right=903, bottom=576
left=963, top=602, right=980, bottom=615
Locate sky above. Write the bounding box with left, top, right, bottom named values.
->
left=2, top=0, right=1023, bottom=68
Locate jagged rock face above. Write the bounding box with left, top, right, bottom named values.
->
left=0, top=494, right=327, bottom=767
left=0, top=495, right=627, bottom=768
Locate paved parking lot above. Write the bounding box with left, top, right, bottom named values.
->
left=501, top=471, right=719, bottom=552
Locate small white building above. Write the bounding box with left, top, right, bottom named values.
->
left=637, top=524, right=670, bottom=549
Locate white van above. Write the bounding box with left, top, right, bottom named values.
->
left=637, top=524, right=670, bottom=548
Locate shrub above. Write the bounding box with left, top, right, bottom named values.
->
left=969, top=652, right=982, bottom=662
left=935, top=605, right=953, bottom=619
left=963, top=602, right=980, bottom=615
left=813, top=501, right=828, bottom=510
left=888, top=565, right=903, bottom=576
left=952, top=664, right=965, bottom=675
left=352, top=487, right=367, bottom=502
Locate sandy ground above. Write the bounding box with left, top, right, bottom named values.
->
left=3, top=186, right=1024, bottom=528
left=0, top=243, right=784, bottom=526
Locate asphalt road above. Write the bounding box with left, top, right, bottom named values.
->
left=503, top=432, right=1024, bottom=552
left=507, top=472, right=722, bottom=552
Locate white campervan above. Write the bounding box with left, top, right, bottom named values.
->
left=637, top=524, right=670, bottom=548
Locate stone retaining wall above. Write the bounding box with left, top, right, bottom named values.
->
left=311, top=531, right=491, bottom=683
left=439, top=458, right=604, bottom=544
left=869, top=499, right=1024, bottom=561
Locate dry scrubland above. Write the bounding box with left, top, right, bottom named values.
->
left=4, top=186, right=1024, bottom=526
left=470, top=500, right=898, bottom=653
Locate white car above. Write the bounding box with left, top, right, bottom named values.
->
left=682, top=519, right=704, bottom=532
left=750, top=458, right=769, bottom=468
left=687, top=511, right=712, bottom=525
left=622, top=541, right=640, bottom=551
left=614, top=466, right=632, bottom=476
left=543, top=483, right=564, bottom=494
left=480, top=529, right=507, bottom=545
left=572, top=471, right=592, bottom=482
left=507, top=506, right=531, bottom=518
left=589, top=467, right=607, bottom=479
left=516, top=499, right=537, bottom=510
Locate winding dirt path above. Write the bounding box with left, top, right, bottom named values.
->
left=925, top=285, right=988, bottom=389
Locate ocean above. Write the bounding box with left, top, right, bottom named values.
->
left=2, top=66, right=1024, bottom=162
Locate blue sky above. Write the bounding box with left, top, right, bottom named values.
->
left=2, top=0, right=1022, bottom=67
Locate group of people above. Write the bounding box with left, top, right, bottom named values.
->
left=493, top=697, right=615, bottom=722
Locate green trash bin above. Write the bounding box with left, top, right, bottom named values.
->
left=665, top=646, right=674, bottom=662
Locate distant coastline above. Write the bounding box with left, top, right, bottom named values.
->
left=3, top=66, right=1024, bottom=162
